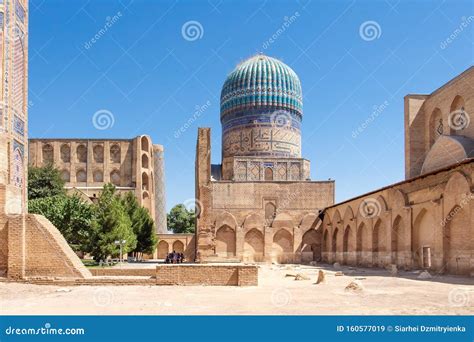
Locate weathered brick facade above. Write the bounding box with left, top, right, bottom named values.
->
left=195, top=128, right=334, bottom=264
left=321, top=160, right=474, bottom=276
left=28, top=136, right=168, bottom=233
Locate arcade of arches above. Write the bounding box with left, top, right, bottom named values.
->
left=156, top=234, right=195, bottom=261
left=321, top=164, right=474, bottom=276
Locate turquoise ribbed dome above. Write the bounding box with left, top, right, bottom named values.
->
left=220, top=55, right=303, bottom=159
left=220, top=54, right=303, bottom=121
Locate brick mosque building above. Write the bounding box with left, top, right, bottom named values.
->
left=28, top=136, right=168, bottom=234
left=195, top=55, right=335, bottom=264
left=195, top=55, right=474, bottom=276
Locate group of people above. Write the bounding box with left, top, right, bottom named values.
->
left=165, top=250, right=185, bottom=264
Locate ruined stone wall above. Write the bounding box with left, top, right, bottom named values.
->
left=321, top=160, right=474, bottom=277
left=155, top=264, right=258, bottom=286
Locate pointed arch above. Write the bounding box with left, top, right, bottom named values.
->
left=376, top=195, right=388, bottom=212
left=157, top=240, right=169, bottom=259
left=141, top=136, right=150, bottom=152
left=301, top=229, right=321, bottom=262
left=244, top=228, right=264, bottom=262
left=391, top=215, right=405, bottom=266
left=172, top=240, right=184, bottom=253
left=412, top=208, right=434, bottom=269
left=356, top=222, right=366, bottom=265
left=343, top=225, right=355, bottom=265
left=272, top=229, right=293, bottom=263
left=265, top=202, right=276, bottom=225
left=429, top=108, right=443, bottom=146
left=392, top=189, right=407, bottom=209
left=142, top=154, right=149, bottom=169
left=322, top=228, right=330, bottom=262
left=449, top=95, right=466, bottom=135
left=42, top=144, right=53, bottom=164
left=243, top=212, right=265, bottom=233
left=343, top=206, right=354, bottom=223
left=331, top=227, right=339, bottom=263
left=444, top=204, right=470, bottom=275
left=444, top=171, right=470, bottom=211
left=272, top=212, right=294, bottom=230
left=332, top=209, right=342, bottom=225
left=373, top=218, right=388, bottom=267
left=215, top=211, right=238, bottom=231
left=60, top=144, right=71, bottom=163
left=215, top=225, right=236, bottom=257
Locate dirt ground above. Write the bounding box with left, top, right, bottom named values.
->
left=1, top=264, right=473, bottom=315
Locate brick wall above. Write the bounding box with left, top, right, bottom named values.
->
left=90, top=268, right=155, bottom=277
left=2, top=213, right=92, bottom=279
left=155, top=265, right=258, bottom=286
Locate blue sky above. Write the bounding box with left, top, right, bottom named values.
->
left=29, top=0, right=473, bottom=210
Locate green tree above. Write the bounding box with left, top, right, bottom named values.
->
left=28, top=195, right=94, bottom=251
left=89, top=184, right=137, bottom=261
left=28, top=165, right=66, bottom=200
left=134, top=207, right=157, bottom=255
left=167, top=204, right=195, bottom=233
left=121, top=192, right=157, bottom=258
